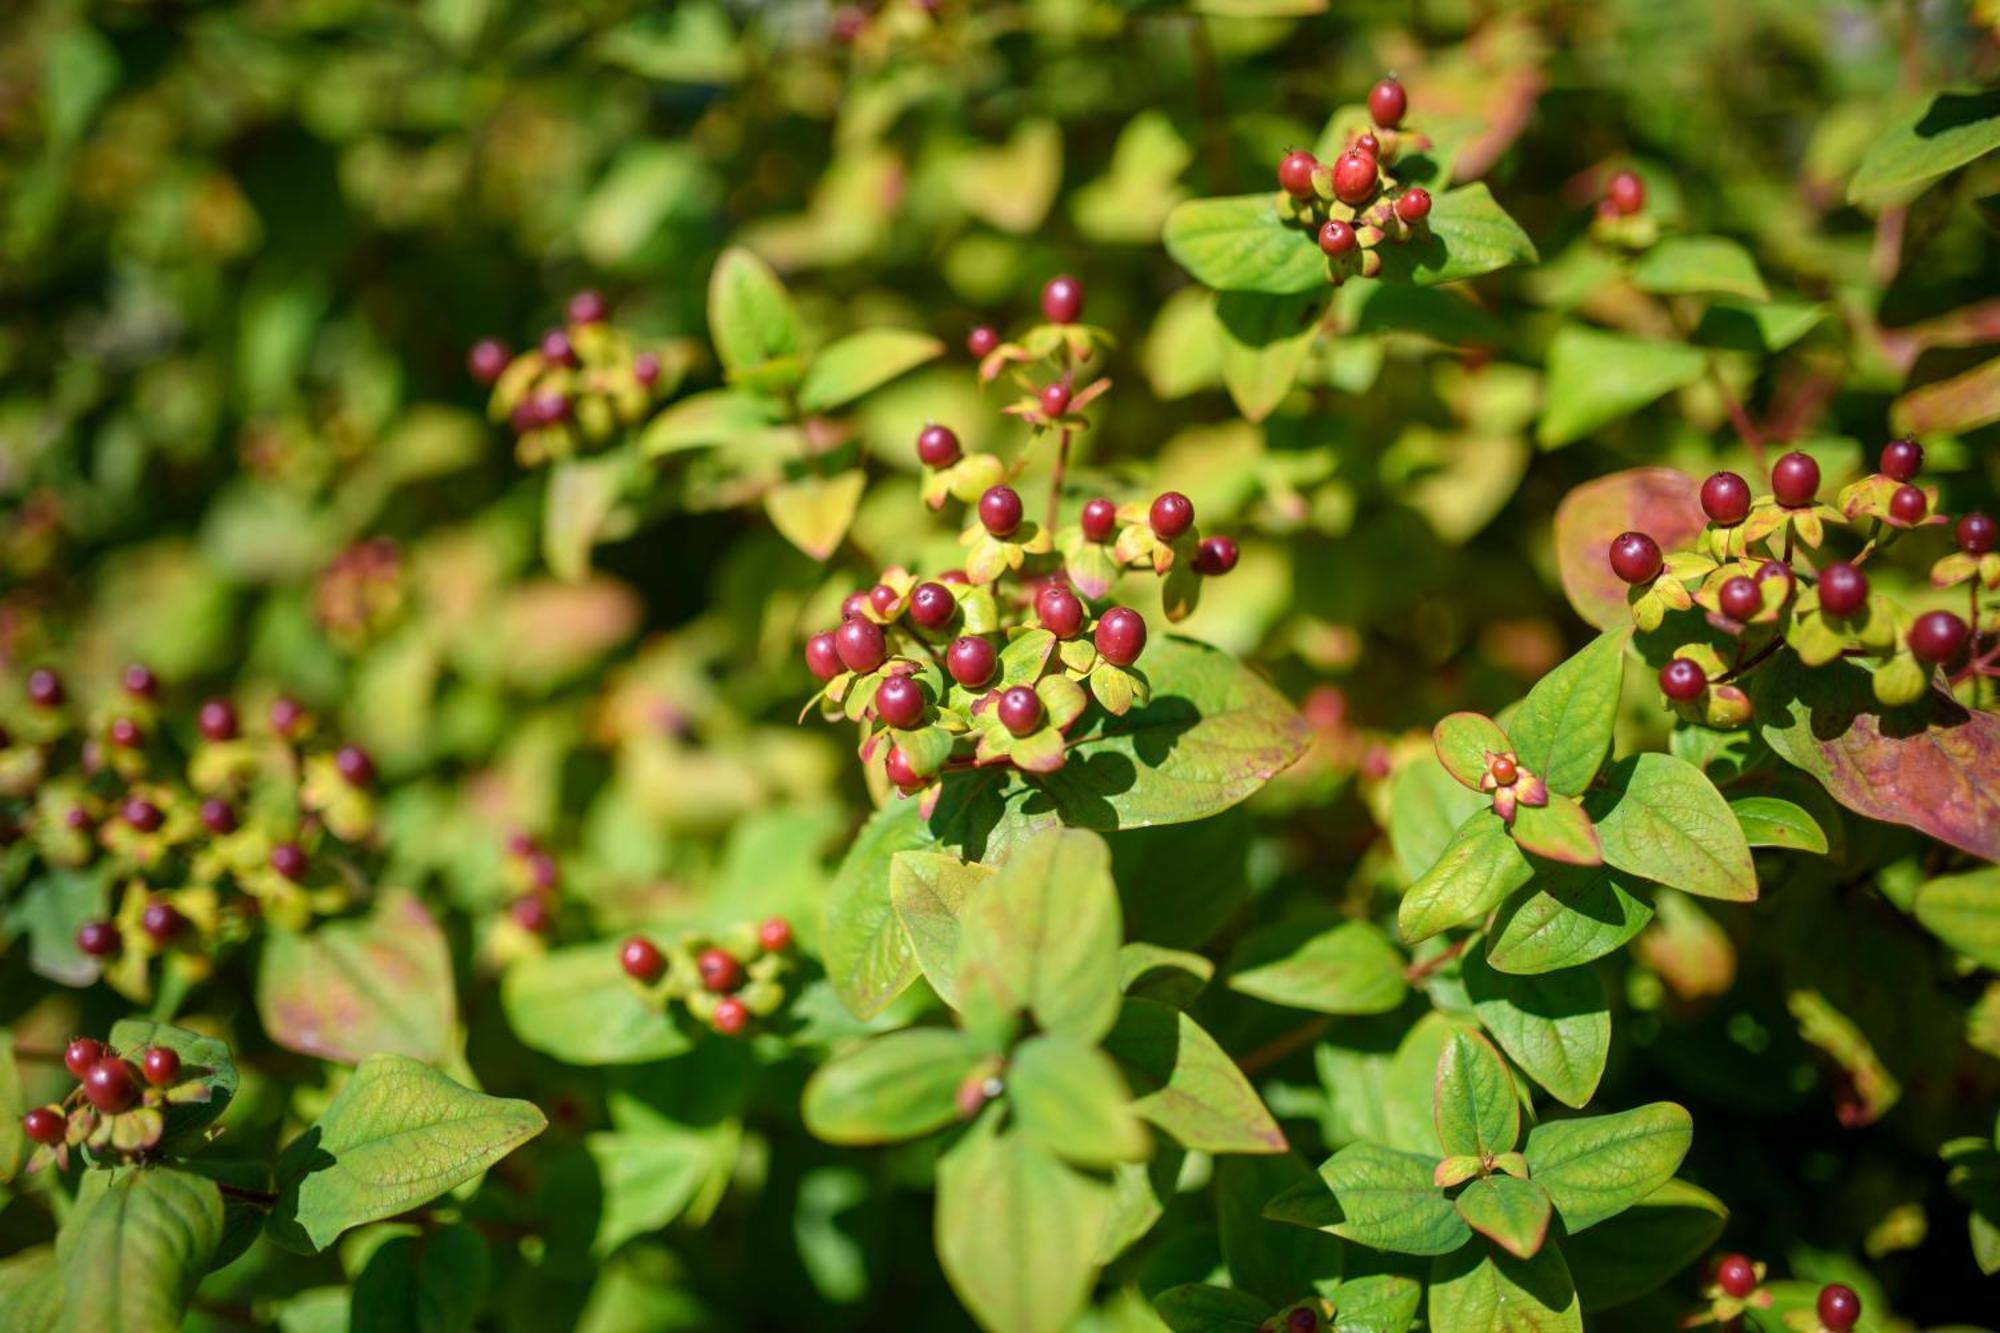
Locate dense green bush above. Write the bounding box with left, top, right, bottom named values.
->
left=3, top=2, right=1999, bottom=1330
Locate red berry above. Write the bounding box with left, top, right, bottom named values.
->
left=1036, top=584, right=1084, bottom=638
left=841, top=591, right=872, bottom=621
left=1318, top=220, right=1356, bottom=257
left=868, top=584, right=901, bottom=618
left=834, top=618, right=887, bottom=674
left=269, top=696, right=306, bottom=737
left=980, top=485, right=1024, bottom=537
left=336, top=744, right=375, bottom=787
left=831, top=6, right=866, bottom=41
left=1095, top=608, right=1147, bottom=667
left=64, top=1038, right=105, bottom=1078
left=713, top=996, right=749, bottom=1035
left=1194, top=535, right=1239, bottom=575
left=620, top=936, right=665, bottom=983
left=940, top=569, right=970, bottom=585
left=1489, top=755, right=1518, bottom=785
left=1278, top=150, right=1318, bottom=198
left=141, top=902, right=186, bottom=945
left=122, top=663, right=158, bottom=698
left=909, top=582, right=956, bottom=631
left=1885, top=484, right=1926, bottom=525
left=1041, top=275, right=1083, bottom=324
left=1150, top=492, right=1194, bottom=541
left=948, top=636, right=998, bottom=688
left=1287, top=1310, right=1318, bottom=1333
left=109, top=717, right=143, bottom=749
left=539, top=327, right=576, bottom=366
left=759, top=917, right=793, bottom=951
left=1081, top=497, right=1118, bottom=542
left=1368, top=76, right=1407, bottom=128
left=917, top=424, right=962, bottom=468
left=885, top=744, right=924, bottom=791
left=697, top=947, right=744, bottom=993
left=1880, top=437, right=1922, bottom=481
left=26, top=668, right=62, bottom=708
left=1718, top=576, right=1761, bottom=621
left=1818, top=562, right=1868, bottom=617
left=1701, top=472, right=1752, bottom=526
left=528, top=390, right=571, bottom=427
left=510, top=895, right=552, bottom=934
left=566, top=289, right=608, bottom=325
left=271, top=842, right=308, bottom=881
left=1961, top=512, right=1998, bottom=554
left=1771, top=451, right=1820, bottom=508
left=967, top=325, right=999, bottom=358
left=806, top=631, right=843, bottom=682
left=1332, top=151, right=1377, bottom=204
left=633, top=352, right=661, bottom=387
left=1040, top=381, right=1072, bottom=418
left=1757, top=560, right=1796, bottom=598
left=1909, top=610, right=1969, bottom=665
left=141, top=1047, right=180, bottom=1087
left=1714, top=1254, right=1756, bottom=1299
left=199, top=698, right=238, bottom=741
left=194, top=798, right=234, bottom=837
left=1816, top=1284, right=1860, bottom=1333
left=997, top=686, right=1042, bottom=736
left=1660, top=658, right=1707, bottom=701
left=1354, top=132, right=1379, bottom=155
left=63, top=805, right=89, bottom=831
left=875, top=674, right=925, bottom=728
left=83, top=1059, right=140, bottom=1114
left=22, top=1107, right=65, bottom=1146
left=467, top=338, right=511, bottom=385
left=122, top=798, right=163, bottom=833
left=1608, top=531, right=1663, bottom=584
left=1395, top=187, right=1432, bottom=224
left=527, top=850, right=560, bottom=893
left=1606, top=170, right=1645, bottom=216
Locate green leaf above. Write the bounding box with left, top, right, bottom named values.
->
left=1630, top=236, right=1768, bottom=300
left=959, top=829, right=1123, bottom=1043
left=1162, top=194, right=1326, bottom=295
left=1588, top=754, right=1756, bottom=901
left=269, top=1055, right=547, bottom=1253
left=0, top=1034, right=22, bottom=1186
left=1388, top=751, right=1489, bottom=882
left=797, top=328, right=944, bottom=413
left=1277, top=1141, right=1469, bottom=1256
left=935, top=1118, right=1110, bottom=1333
left=543, top=451, right=628, bottom=583
left=1433, top=1028, right=1520, bottom=1159
left=501, top=942, right=693, bottom=1065
left=1117, top=942, right=1215, bottom=1007
left=1551, top=467, right=1707, bottom=630
left=639, top=388, right=775, bottom=457
left=1693, top=298, right=1825, bottom=355
left=1375, top=184, right=1540, bottom=287
left=708, top=246, right=799, bottom=378
left=1227, top=918, right=1408, bottom=1015
left=1216, top=290, right=1325, bottom=422
left=1328, top=1272, right=1424, bottom=1333
left=824, top=799, right=934, bottom=1020
left=1400, top=812, right=1535, bottom=945
left=105, top=1019, right=239, bottom=1149
left=1455, top=1175, right=1554, bottom=1259
left=1536, top=327, right=1706, bottom=449
left=1509, top=793, right=1602, bottom=867
left=1849, top=89, right=2000, bottom=207
left=1105, top=998, right=1287, bottom=1155
left=585, top=1125, right=736, bottom=1258
left=1153, top=1284, right=1272, bottom=1332
left=1728, top=796, right=1828, bottom=852
left=1524, top=1103, right=1692, bottom=1234
left=1913, top=867, right=2000, bottom=970
left=1506, top=630, right=1629, bottom=797
left=1462, top=949, right=1610, bottom=1109
left=258, top=890, right=459, bottom=1067
left=1564, top=1179, right=1728, bottom=1311
left=764, top=469, right=866, bottom=562
left=0, top=1246, right=60, bottom=1332
left=889, top=850, right=995, bottom=1009
left=1486, top=866, right=1654, bottom=975
left=1433, top=712, right=1511, bottom=789
left=1426, top=1244, right=1582, bottom=1332
left=802, top=1028, right=985, bottom=1146
left=1009, top=1034, right=1150, bottom=1166
left=56, top=1168, right=223, bottom=1333
left=349, top=1223, right=491, bottom=1333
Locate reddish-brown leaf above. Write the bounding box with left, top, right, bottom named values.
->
left=1552, top=468, right=1707, bottom=629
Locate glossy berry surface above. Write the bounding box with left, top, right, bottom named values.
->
left=65, top=1039, right=104, bottom=1078
left=566, top=289, right=607, bottom=324
left=84, top=1059, right=140, bottom=1114
left=980, top=485, right=1024, bottom=537
left=1395, top=187, right=1432, bottom=223
left=1909, top=610, right=1969, bottom=665
left=141, top=902, right=186, bottom=944
left=885, top=745, right=923, bottom=790
left=1039, top=381, right=1072, bottom=418
left=198, top=698, right=238, bottom=741
left=948, top=636, right=998, bottom=687
left=271, top=842, right=308, bottom=881
left=122, top=663, right=158, bottom=698
left=1489, top=755, right=1518, bottom=785
left=1150, top=491, right=1194, bottom=540
left=1700, top=471, right=1752, bottom=526
left=806, top=631, right=843, bottom=682
left=467, top=338, right=511, bottom=384
left=1606, top=169, right=1645, bottom=215
left=1816, top=1284, right=1860, bottom=1333
left=1368, top=76, right=1407, bottom=127
left=1081, top=497, right=1118, bottom=541
left=109, top=717, right=143, bottom=748
left=868, top=584, right=900, bottom=617
left=907, top=582, right=956, bottom=631
left=1888, top=484, right=1927, bottom=524
left=1608, top=531, right=1663, bottom=584
left=841, top=591, right=871, bottom=621
left=1714, top=1254, right=1756, bottom=1299
left=1041, top=274, right=1083, bottom=324
left=1880, top=437, right=1923, bottom=480
left=1036, top=583, right=1084, bottom=638
left=1771, top=451, right=1820, bottom=507
left=874, top=674, right=925, bottom=728
left=26, top=668, right=62, bottom=708
left=713, top=997, right=749, bottom=1036
left=1817, top=562, right=1868, bottom=617
left=834, top=618, right=887, bottom=673
left=123, top=798, right=163, bottom=832
left=967, top=325, right=999, bottom=358
left=916, top=423, right=961, bottom=467
left=620, top=936, right=665, bottom=983
left=1278, top=150, right=1318, bottom=198
left=23, top=1107, right=65, bottom=1146
left=141, top=1046, right=181, bottom=1087
left=759, top=917, right=793, bottom=951
left=539, top=327, right=575, bottom=366
left=1660, top=658, right=1707, bottom=701
left=1961, top=512, right=1997, bottom=554
left=1332, top=150, right=1377, bottom=204
left=697, top=947, right=744, bottom=993
left=1287, top=1311, right=1317, bottom=1333
left=633, top=352, right=661, bottom=386
left=1095, top=607, right=1147, bottom=667
left=1318, top=220, right=1356, bottom=256
left=270, top=696, right=306, bottom=736
left=1194, top=535, right=1239, bottom=575
left=510, top=895, right=552, bottom=934
left=997, top=686, right=1043, bottom=736
left=1718, top=576, right=1761, bottom=621
left=336, top=744, right=375, bottom=787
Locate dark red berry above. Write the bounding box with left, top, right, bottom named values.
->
left=1909, top=610, right=1969, bottom=665
left=875, top=674, right=925, bottom=729
left=141, top=1046, right=180, bottom=1087
left=1278, top=150, right=1318, bottom=198
left=997, top=686, right=1042, bottom=736
left=697, top=947, right=744, bottom=993
left=1660, top=658, right=1707, bottom=701
left=1354, top=132, right=1380, bottom=155
left=63, top=805, right=90, bottom=830
left=1701, top=472, right=1752, bottom=526
left=1606, top=170, right=1645, bottom=216
left=26, top=668, right=62, bottom=708
left=1318, top=220, right=1356, bottom=257
left=885, top=745, right=924, bottom=791
left=510, top=895, right=552, bottom=934
left=868, top=585, right=901, bottom=619
left=1081, top=497, right=1118, bottom=542
left=1961, top=512, right=1998, bottom=554
left=1771, top=452, right=1820, bottom=508
left=1395, top=188, right=1432, bottom=224
left=805, top=631, right=842, bottom=682
left=467, top=339, right=511, bottom=384
left=759, top=917, right=793, bottom=951
left=83, top=1060, right=140, bottom=1114
left=834, top=618, right=887, bottom=674
left=529, top=390, right=571, bottom=427
left=122, top=663, right=158, bottom=698
left=1039, top=381, right=1072, bottom=418
left=980, top=485, right=1024, bottom=537
left=831, top=6, right=865, bottom=41
left=1150, top=492, right=1194, bottom=541
left=198, top=698, right=238, bottom=741
left=108, top=718, right=143, bottom=749
left=633, top=352, right=661, bottom=387
left=909, top=582, right=956, bottom=631
left=620, top=936, right=665, bottom=983
left=1036, top=583, right=1084, bottom=638
left=566, top=289, right=608, bottom=325
left=1332, top=150, right=1377, bottom=204
left=1489, top=755, right=1518, bottom=785
left=1608, top=531, right=1663, bottom=584
left=841, top=591, right=872, bottom=622
left=335, top=744, right=375, bottom=787
left=1816, top=1284, right=1860, bottom=1333
left=1880, top=437, right=1922, bottom=481
left=23, top=1107, right=65, bottom=1146
left=64, top=1038, right=104, bottom=1078
left=271, top=843, right=307, bottom=881
left=1718, top=576, right=1761, bottom=621
left=199, top=798, right=237, bottom=835
left=1287, top=1310, right=1318, bottom=1333
left=1885, top=484, right=1926, bottom=525
left=1041, top=275, right=1083, bottom=324
left=1194, top=535, right=1239, bottom=575
left=917, top=424, right=962, bottom=468
left=141, top=902, right=185, bottom=945
left=539, top=328, right=576, bottom=366
left=967, top=325, right=999, bottom=358
left=1714, top=1254, right=1756, bottom=1299
left=269, top=696, right=306, bottom=737
left=713, top=996, right=749, bottom=1035
left=1095, top=607, right=1147, bottom=667
left=122, top=798, right=163, bottom=833
left=1368, top=76, right=1408, bottom=128
left=948, top=636, right=998, bottom=687
left=1818, top=562, right=1868, bottom=617
left=526, top=850, right=559, bottom=893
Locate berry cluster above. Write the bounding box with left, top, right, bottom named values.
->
left=1274, top=78, right=1435, bottom=286
left=500, top=830, right=562, bottom=939
left=471, top=290, right=675, bottom=465
left=312, top=537, right=405, bottom=654
left=1697, top=1251, right=1859, bottom=1333
left=18, top=1035, right=207, bottom=1169
left=1608, top=442, right=1996, bottom=718
left=618, top=915, right=796, bottom=1037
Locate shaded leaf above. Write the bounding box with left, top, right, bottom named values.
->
left=1106, top=998, right=1286, bottom=1155
left=1455, top=1175, right=1554, bottom=1259
left=1564, top=1179, right=1728, bottom=1311
left=1277, top=1141, right=1468, bottom=1256
left=1486, top=866, right=1654, bottom=975
left=1463, top=949, right=1610, bottom=1109
left=1009, top=1034, right=1150, bottom=1166
left=1537, top=328, right=1706, bottom=449
left=1426, top=1243, right=1583, bottom=1332
left=1849, top=89, right=2000, bottom=207
left=1912, top=867, right=2000, bottom=970
left=56, top=1168, right=222, bottom=1333
left=959, top=829, right=1123, bottom=1044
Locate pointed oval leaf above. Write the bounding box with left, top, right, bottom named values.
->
left=1552, top=468, right=1707, bottom=629
left=1587, top=754, right=1755, bottom=901
left=1433, top=712, right=1511, bottom=789
left=56, top=1167, right=223, bottom=1333
left=1463, top=949, right=1610, bottom=1110
left=1524, top=1103, right=1692, bottom=1235
left=1631, top=236, right=1768, bottom=300
left=1401, top=811, right=1535, bottom=945
left=802, top=1028, right=985, bottom=1146
left=1486, top=867, right=1654, bottom=975
left=1505, top=630, right=1630, bottom=797
left=501, top=943, right=693, bottom=1066
left=764, top=469, right=866, bottom=562
left=1162, top=194, right=1325, bottom=294
left=959, top=829, right=1124, bottom=1043
left=258, top=889, right=459, bottom=1067
left=1454, top=1175, right=1554, bottom=1259
left=797, top=328, right=943, bottom=413
left=1426, top=1244, right=1583, bottom=1333
left=1227, top=918, right=1408, bottom=1015
left=1729, top=796, right=1830, bottom=853
left=1105, top=998, right=1286, bottom=1155
left=889, top=851, right=996, bottom=1009
left=1153, top=1283, right=1273, bottom=1333
left=1509, top=792, right=1603, bottom=867
left=1536, top=326, right=1706, bottom=448
left=1294, top=1141, right=1469, bottom=1256
left=1009, top=1034, right=1151, bottom=1166
left=1849, top=89, right=2000, bottom=207
left=1374, top=184, right=1540, bottom=286
left=1912, top=867, right=2000, bottom=970
left=1434, top=1029, right=1520, bottom=1159
left=106, top=1019, right=239, bottom=1149
left=1217, top=290, right=1326, bottom=422
left=708, top=246, right=799, bottom=378
left=1564, top=1179, right=1728, bottom=1311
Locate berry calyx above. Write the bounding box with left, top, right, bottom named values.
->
left=1395, top=187, right=1432, bottom=224
left=539, top=327, right=576, bottom=366
left=997, top=686, right=1043, bottom=736
left=1095, top=607, right=1147, bottom=667
left=1718, top=576, right=1762, bottom=621
left=1041, top=275, right=1084, bottom=324
left=566, top=289, right=608, bottom=324
left=1317, top=220, right=1356, bottom=257
left=1818, top=562, right=1869, bottom=617
left=1368, top=76, right=1408, bottom=128
left=1039, top=380, right=1072, bottom=418
left=271, top=842, right=308, bottom=881
left=1880, top=437, right=1923, bottom=481
left=22, top=1107, right=65, bottom=1146
left=806, top=631, right=843, bottom=682
left=26, top=668, right=62, bottom=708
left=1605, top=169, right=1645, bottom=216
left=1888, top=484, right=1927, bottom=525
left=1771, top=451, right=1821, bottom=508
left=885, top=744, right=924, bottom=791
left=1150, top=491, right=1195, bottom=540
left=697, top=947, right=744, bottom=993
left=123, top=798, right=163, bottom=833
left=83, top=1059, right=140, bottom=1114
left=713, top=996, right=749, bottom=1036
left=1701, top=472, right=1752, bottom=526
left=875, top=674, right=925, bottom=729
left=1714, top=1254, right=1757, bottom=1299
left=467, top=338, right=510, bottom=385
left=759, top=917, right=793, bottom=951
left=909, top=582, right=956, bottom=631
left=967, top=325, right=999, bottom=358
left=141, top=1046, right=181, bottom=1087
left=620, top=936, right=665, bottom=983
left=141, top=902, right=186, bottom=945
left=1816, top=1283, right=1860, bottom=1333
left=1961, top=512, right=1997, bottom=555
left=1909, top=610, right=1969, bottom=665
left=1660, top=658, right=1707, bottom=701
left=948, top=636, right=998, bottom=688
left=1332, top=150, right=1377, bottom=204
left=834, top=618, right=888, bottom=674
left=917, top=423, right=962, bottom=468
left=122, top=663, right=158, bottom=698
left=198, top=698, right=238, bottom=741
left=1081, top=497, right=1118, bottom=542
left=1278, top=150, right=1319, bottom=198
left=108, top=717, right=143, bottom=749
left=64, top=1038, right=105, bottom=1078
left=335, top=744, right=375, bottom=788
left=980, top=485, right=1025, bottom=537
left=1608, top=531, right=1663, bottom=584
left=1036, top=583, right=1085, bottom=638
left=1194, top=535, right=1239, bottom=575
